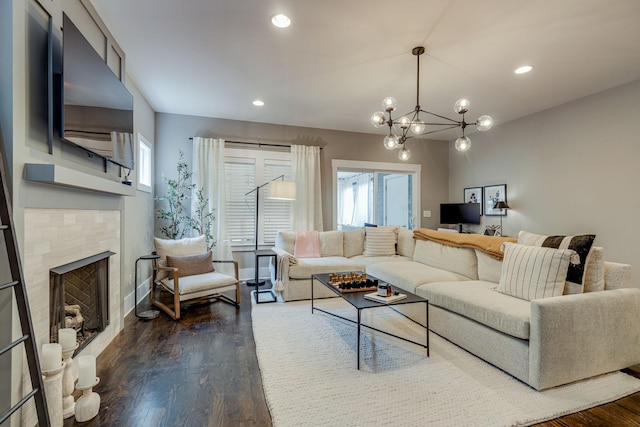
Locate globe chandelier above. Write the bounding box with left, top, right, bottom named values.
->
left=371, top=46, right=494, bottom=161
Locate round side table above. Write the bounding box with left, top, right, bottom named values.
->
left=135, top=254, right=160, bottom=319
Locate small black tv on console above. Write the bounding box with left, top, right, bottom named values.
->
left=440, top=203, right=481, bottom=233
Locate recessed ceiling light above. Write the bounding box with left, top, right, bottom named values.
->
left=252, top=100, right=265, bottom=106
left=271, top=14, right=291, bottom=28
left=514, top=65, right=534, bottom=74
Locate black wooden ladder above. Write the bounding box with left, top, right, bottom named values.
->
left=0, top=151, right=50, bottom=426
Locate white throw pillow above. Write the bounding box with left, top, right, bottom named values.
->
left=498, top=242, right=576, bottom=301
left=154, top=235, right=207, bottom=280
left=364, top=227, right=396, bottom=257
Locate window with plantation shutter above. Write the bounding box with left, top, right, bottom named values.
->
left=224, top=157, right=256, bottom=245
left=224, top=148, right=292, bottom=248
left=263, top=159, right=293, bottom=243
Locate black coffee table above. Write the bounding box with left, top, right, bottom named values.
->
left=311, top=272, right=429, bottom=370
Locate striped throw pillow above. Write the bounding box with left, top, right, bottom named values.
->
left=364, top=227, right=396, bottom=257
left=498, top=243, right=577, bottom=301
left=517, top=230, right=595, bottom=294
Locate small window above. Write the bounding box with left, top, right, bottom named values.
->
left=137, top=134, right=152, bottom=192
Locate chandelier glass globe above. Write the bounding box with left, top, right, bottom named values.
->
left=454, top=98, right=470, bottom=114
left=398, top=145, right=411, bottom=161
left=383, top=135, right=400, bottom=150
left=455, top=136, right=471, bottom=152
left=476, top=115, right=494, bottom=131
left=371, top=111, right=386, bottom=128
left=382, top=97, right=398, bottom=112
left=398, top=116, right=411, bottom=129
left=410, top=119, right=425, bottom=135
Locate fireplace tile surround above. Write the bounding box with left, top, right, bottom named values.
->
left=23, top=209, right=122, bottom=355
left=19, top=209, right=122, bottom=426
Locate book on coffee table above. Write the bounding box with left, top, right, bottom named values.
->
left=364, top=292, right=407, bottom=304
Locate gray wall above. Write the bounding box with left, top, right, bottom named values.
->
left=449, top=78, right=640, bottom=285
left=155, top=113, right=450, bottom=273
left=2, top=1, right=156, bottom=422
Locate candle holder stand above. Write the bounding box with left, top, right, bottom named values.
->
left=42, top=363, right=65, bottom=427
left=61, top=344, right=79, bottom=419
left=75, top=377, right=100, bottom=422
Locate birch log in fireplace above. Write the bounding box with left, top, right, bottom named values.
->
left=50, top=251, right=115, bottom=356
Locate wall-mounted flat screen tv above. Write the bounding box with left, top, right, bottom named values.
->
left=61, top=13, right=134, bottom=170
left=440, top=203, right=481, bottom=225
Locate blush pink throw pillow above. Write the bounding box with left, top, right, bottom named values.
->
left=294, top=231, right=321, bottom=258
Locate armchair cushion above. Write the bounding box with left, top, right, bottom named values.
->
left=154, top=235, right=207, bottom=279
left=162, top=271, right=237, bottom=297
left=166, top=251, right=214, bottom=278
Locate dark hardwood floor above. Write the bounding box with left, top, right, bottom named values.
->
left=63, top=284, right=640, bottom=426
left=63, top=284, right=271, bottom=427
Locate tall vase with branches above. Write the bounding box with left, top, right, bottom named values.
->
left=156, top=150, right=215, bottom=249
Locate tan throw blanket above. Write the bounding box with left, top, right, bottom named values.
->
left=413, top=228, right=517, bottom=259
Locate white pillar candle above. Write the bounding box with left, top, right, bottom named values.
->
left=77, top=355, right=96, bottom=388
left=41, top=343, right=62, bottom=371
left=58, top=328, right=77, bottom=350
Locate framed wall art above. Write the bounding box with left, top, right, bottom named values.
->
left=463, top=187, right=482, bottom=216
left=484, top=184, right=507, bottom=216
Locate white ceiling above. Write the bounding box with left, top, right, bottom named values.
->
left=91, top=0, right=640, bottom=141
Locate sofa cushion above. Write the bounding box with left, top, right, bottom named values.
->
left=166, top=251, right=214, bottom=278
left=364, top=227, right=396, bottom=256
left=161, top=271, right=237, bottom=296
left=275, top=231, right=296, bottom=254
left=498, top=243, right=575, bottom=301
left=518, top=230, right=596, bottom=294
left=320, top=230, right=344, bottom=257
left=288, top=256, right=365, bottom=279
left=413, top=240, right=478, bottom=279
left=366, top=261, right=471, bottom=294
left=343, top=229, right=365, bottom=258
left=476, top=250, right=502, bottom=283
left=397, top=228, right=415, bottom=257
left=294, top=231, right=321, bottom=258
left=604, top=262, right=632, bottom=290
left=583, top=246, right=605, bottom=292
left=416, top=281, right=531, bottom=340
left=350, top=254, right=412, bottom=266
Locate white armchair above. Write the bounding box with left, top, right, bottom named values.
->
left=151, top=235, right=239, bottom=320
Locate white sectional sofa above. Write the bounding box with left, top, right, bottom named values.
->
left=271, top=228, right=640, bottom=390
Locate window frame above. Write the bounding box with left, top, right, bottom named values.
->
left=137, top=133, right=152, bottom=193
left=331, top=159, right=421, bottom=230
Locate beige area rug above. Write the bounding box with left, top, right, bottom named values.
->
left=252, top=298, right=640, bottom=426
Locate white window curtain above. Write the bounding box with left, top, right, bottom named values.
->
left=337, top=179, right=354, bottom=227
left=192, top=137, right=233, bottom=275
left=352, top=173, right=372, bottom=226
left=291, top=145, right=323, bottom=231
